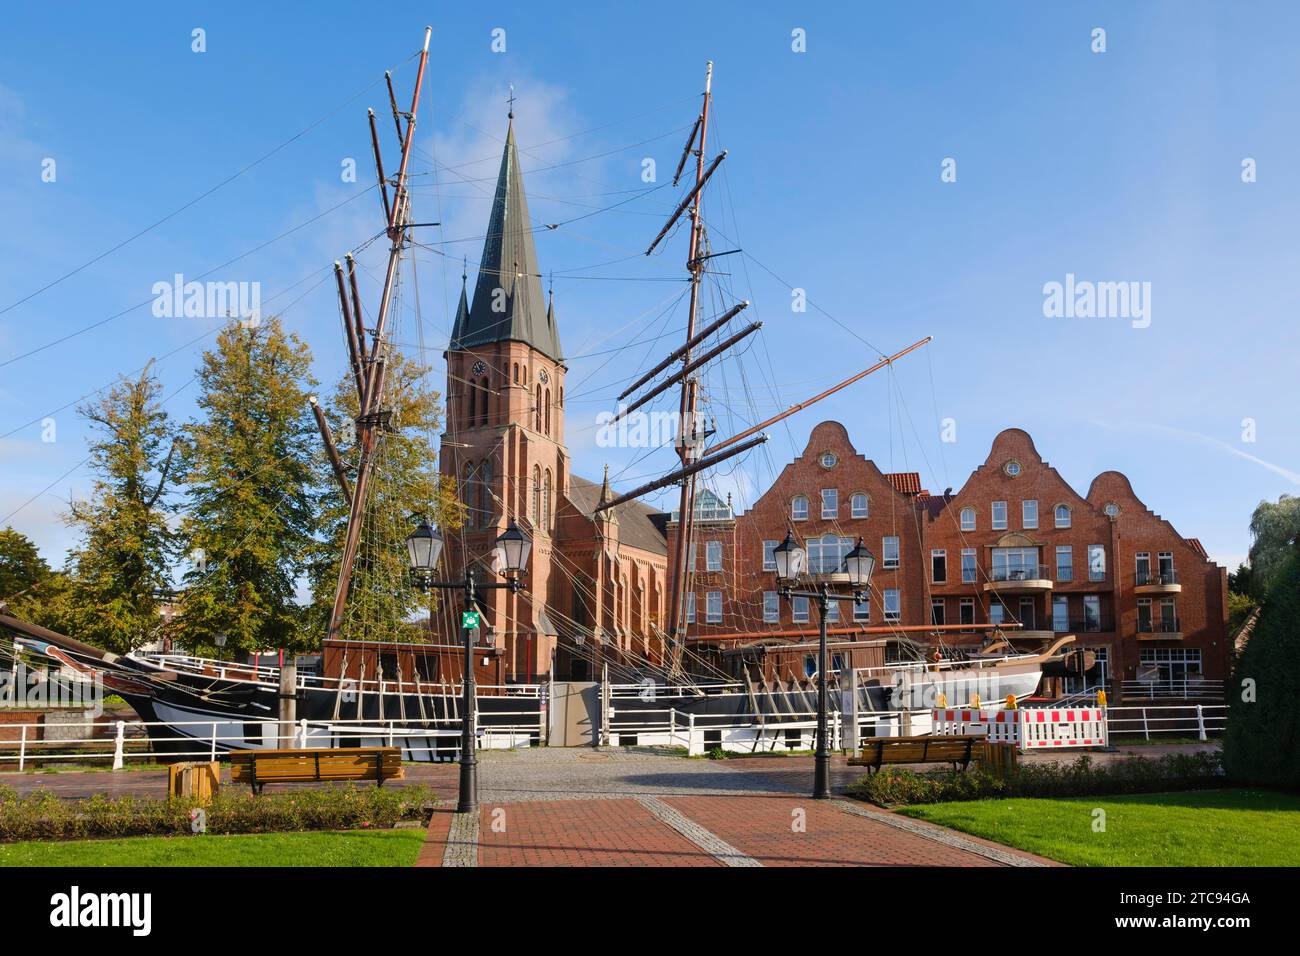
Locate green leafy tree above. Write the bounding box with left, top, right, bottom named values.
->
left=306, top=352, right=464, bottom=644
left=1223, top=540, right=1300, bottom=788
left=57, top=367, right=179, bottom=652
left=1247, top=494, right=1300, bottom=600
left=0, top=526, right=54, bottom=621
left=173, top=318, right=318, bottom=656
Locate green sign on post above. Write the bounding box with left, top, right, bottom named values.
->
left=461, top=610, right=481, bottom=629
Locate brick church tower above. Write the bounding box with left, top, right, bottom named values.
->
left=442, top=116, right=567, bottom=682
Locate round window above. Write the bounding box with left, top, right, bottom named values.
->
left=1104, top=502, right=1120, bottom=517
left=820, top=452, right=838, bottom=469
left=1004, top=460, right=1022, bottom=477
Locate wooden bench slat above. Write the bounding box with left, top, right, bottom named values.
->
left=227, top=747, right=404, bottom=793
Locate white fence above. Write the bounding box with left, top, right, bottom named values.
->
left=0, top=711, right=545, bottom=771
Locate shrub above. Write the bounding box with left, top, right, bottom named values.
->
left=1224, top=544, right=1300, bottom=789
left=848, top=752, right=1224, bottom=807
left=0, top=784, right=432, bottom=843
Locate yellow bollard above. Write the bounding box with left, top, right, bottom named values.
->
left=937, top=692, right=947, bottom=709
left=1005, top=694, right=1017, bottom=710
left=1097, top=689, right=1107, bottom=707
left=972, top=692, right=981, bottom=709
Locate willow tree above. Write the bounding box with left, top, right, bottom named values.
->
left=306, top=351, right=463, bottom=644
left=57, top=366, right=179, bottom=652
left=173, top=318, right=318, bottom=656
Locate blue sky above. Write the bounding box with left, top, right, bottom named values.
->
left=2, top=1, right=1297, bottom=573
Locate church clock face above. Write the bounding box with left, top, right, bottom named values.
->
left=471, top=360, right=487, bottom=377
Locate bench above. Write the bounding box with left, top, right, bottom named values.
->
left=847, top=734, right=987, bottom=774
left=228, top=747, right=404, bottom=794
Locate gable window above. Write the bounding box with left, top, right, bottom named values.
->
left=931, top=549, right=947, bottom=583
left=883, top=589, right=901, bottom=622
left=791, top=495, right=809, bottom=521
left=1088, top=544, right=1106, bottom=582
left=821, top=488, right=838, bottom=519
left=793, top=596, right=810, bottom=623
left=882, top=536, right=900, bottom=569
left=961, top=549, right=977, bottom=583
left=851, top=493, right=868, bottom=518
left=960, top=507, right=976, bottom=531
left=763, top=591, right=779, bottom=624
left=991, top=501, right=1008, bottom=530
left=706, top=591, right=722, bottom=624
left=1055, top=504, right=1072, bottom=528
left=1022, top=499, right=1038, bottom=530
left=705, top=540, right=722, bottom=572
left=762, top=540, right=778, bottom=572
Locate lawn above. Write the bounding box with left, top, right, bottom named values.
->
left=0, top=828, right=426, bottom=867
left=899, top=788, right=1300, bottom=866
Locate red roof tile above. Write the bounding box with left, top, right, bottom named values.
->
left=886, top=472, right=923, bottom=495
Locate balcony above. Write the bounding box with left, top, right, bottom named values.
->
left=1136, top=617, right=1182, bottom=640
left=1135, top=569, right=1181, bottom=594
left=1066, top=615, right=1116, bottom=634
left=982, top=564, right=1053, bottom=594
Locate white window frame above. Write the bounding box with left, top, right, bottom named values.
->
left=853, top=595, right=870, bottom=621
left=882, top=535, right=900, bottom=570
left=705, top=540, right=722, bottom=572
left=763, top=591, right=779, bottom=624
left=1056, top=545, right=1073, bottom=583
left=706, top=590, right=722, bottom=624
left=793, top=596, right=810, bottom=623
left=960, top=507, right=976, bottom=531
left=850, top=493, right=868, bottom=519
left=791, top=495, right=809, bottom=521
left=931, top=549, right=947, bottom=583
left=961, top=548, right=977, bottom=584
left=883, top=588, right=901, bottom=622
left=1055, top=504, right=1072, bottom=528
left=685, top=592, right=696, bottom=624
left=821, top=488, right=838, bottom=519
left=1022, top=499, right=1038, bottom=530
left=959, top=597, right=975, bottom=627
left=991, top=500, right=1008, bottom=530
left=762, top=539, right=778, bottom=572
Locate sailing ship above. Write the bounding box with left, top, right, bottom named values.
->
left=0, top=28, right=1077, bottom=760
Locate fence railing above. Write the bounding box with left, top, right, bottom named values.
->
left=1106, top=704, right=1225, bottom=740
left=0, top=711, right=546, bottom=771
left=1121, top=678, right=1223, bottom=700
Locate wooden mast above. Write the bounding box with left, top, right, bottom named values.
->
left=327, top=26, right=432, bottom=642
left=664, top=61, right=714, bottom=678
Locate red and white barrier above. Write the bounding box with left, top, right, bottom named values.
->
left=931, top=707, right=1108, bottom=750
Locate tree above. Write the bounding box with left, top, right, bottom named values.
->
left=1223, top=540, right=1300, bottom=788
left=1246, top=494, right=1300, bottom=600
left=173, top=318, right=318, bottom=656
left=57, top=366, right=179, bottom=653
left=306, top=352, right=464, bottom=644
left=0, top=526, right=53, bottom=621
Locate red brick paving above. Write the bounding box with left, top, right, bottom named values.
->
left=416, top=809, right=456, bottom=866
left=475, top=799, right=722, bottom=867
left=661, top=794, right=1003, bottom=866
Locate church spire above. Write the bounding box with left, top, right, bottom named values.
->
left=449, top=258, right=470, bottom=346
left=454, top=114, right=563, bottom=362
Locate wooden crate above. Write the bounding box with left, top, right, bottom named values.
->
left=168, top=761, right=220, bottom=805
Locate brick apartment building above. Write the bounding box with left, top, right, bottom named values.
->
left=670, top=422, right=1230, bottom=701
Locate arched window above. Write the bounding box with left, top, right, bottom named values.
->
left=535, top=384, right=543, bottom=431
left=512, top=363, right=519, bottom=384
left=479, top=458, right=493, bottom=528
left=532, top=465, right=541, bottom=524
left=850, top=493, right=868, bottom=518
left=791, top=495, right=809, bottom=521
left=960, top=507, right=976, bottom=531
left=544, top=388, right=551, bottom=436
left=543, top=469, right=552, bottom=530
left=1054, top=504, right=1072, bottom=528
left=463, top=461, right=475, bottom=518
left=463, top=384, right=475, bottom=429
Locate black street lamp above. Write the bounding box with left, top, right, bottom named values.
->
left=406, top=517, right=530, bottom=815
left=773, top=531, right=875, bottom=799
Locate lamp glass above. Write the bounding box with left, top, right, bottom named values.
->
left=842, top=538, right=876, bottom=587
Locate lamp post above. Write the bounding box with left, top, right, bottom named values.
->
left=773, top=531, right=875, bottom=799
left=407, top=518, right=530, bottom=815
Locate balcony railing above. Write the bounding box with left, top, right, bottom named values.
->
left=988, top=564, right=1051, bottom=583
left=1064, top=615, right=1115, bottom=633
left=1137, top=617, right=1181, bottom=634
left=1136, top=569, right=1179, bottom=586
